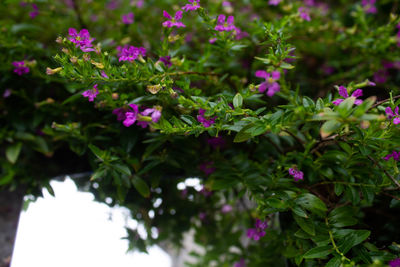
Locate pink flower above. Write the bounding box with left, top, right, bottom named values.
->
left=383, top=151, right=400, bottom=161
left=82, top=84, right=99, bottom=102
left=390, top=258, right=400, bottom=267
left=68, top=28, right=95, bottom=52
left=137, top=107, right=162, bottom=128
left=12, top=61, right=30, bottom=76
left=29, top=3, right=39, bottom=18
left=289, top=168, right=304, bottom=181
left=221, top=204, right=233, bottom=213
left=182, top=0, right=201, bottom=12
left=117, top=45, right=146, bottom=62
left=101, top=71, right=109, bottom=79
left=215, top=15, right=235, bottom=32
left=233, top=27, right=249, bottom=40
left=268, top=0, right=282, bottom=6
left=255, top=70, right=281, bottom=97
left=385, top=106, right=400, bottom=125
left=199, top=162, right=215, bottom=176
left=121, top=12, right=134, bottom=24
left=298, top=7, right=311, bottom=21
left=374, top=68, right=389, bottom=84
left=162, top=10, right=186, bottom=28
left=234, top=259, right=246, bottom=267
left=332, top=86, right=363, bottom=106
left=247, top=219, right=268, bottom=241
left=197, top=109, right=216, bottom=127
left=159, top=56, right=172, bottom=67
left=3, top=89, right=11, bottom=98
left=361, top=0, right=377, bottom=14
left=123, top=104, right=139, bottom=127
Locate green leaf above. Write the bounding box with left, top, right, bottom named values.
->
left=90, top=168, right=106, bottom=181
left=295, top=193, right=327, bottom=216
left=303, top=245, right=332, bottom=259
left=316, top=98, right=325, bottom=111
left=233, top=124, right=254, bottom=143
left=325, top=256, right=341, bottom=267
left=293, top=213, right=315, bottom=236
left=132, top=176, right=150, bottom=198
left=337, top=97, right=355, bottom=116
left=113, top=164, right=132, bottom=176
left=233, top=93, right=243, bottom=109
left=337, top=230, right=371, bottom=254
left=329, top=206, right=358, bottom=228
left=6, top=142, right=22, bottom=164
left=88, top=144, right=106, bottom=161
left=320, top=120, right=341, bottom=138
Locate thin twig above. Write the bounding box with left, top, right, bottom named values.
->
left=381, top=191, right=400, bottom=201
left=371, top=95, right=400, bottom=109
left=367, top=155, right=400, bottom=189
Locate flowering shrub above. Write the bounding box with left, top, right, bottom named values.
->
left=2, top=0, right=400, bottom=266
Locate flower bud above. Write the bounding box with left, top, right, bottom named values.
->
left=46, top=67, right=62, bottom=75
left=61, top=48, right=69, bottom=54
left=147, top=84, right=162, bottom=94
left=56, top=36, right=63, bottom=44
left=70, top=56, right=78, bottom=64
left=83, top=53, right=91, bottom=61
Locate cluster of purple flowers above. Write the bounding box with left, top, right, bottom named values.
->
left=30, top=3, right=39, bottom=18
left=113, top=104, right=161, bottom=128
left=12, top=61, right=30, bottom=76
left=298, top=7, right=311, bottom=21
left=332, top=86, right=363, bottom=106
left=233, top=259, right=246, bottom=267
left=121, top=12, right=134, bottom=24
left=361, top=0, right=377, bottom=14
left=82, top=84, right=99, bottom=102
left=289, top=168, right=304, bottom=181
left=383, top=151, right=400, bottom=161
left=182, top=0, right=201, bottom=12
left=390, top=258, right=400, bottom=267
left=197, top=109, right=217, bottom=127
left=163, top=10, right=186, bottom=28
left=215, top=14, right=235, bottom=32
left=158, top=56, right=172, bottom=67
left=68, top=28, right=95, bottom=52
left=247, top=219, right=268, bottom=241
left=255, top=70, right=281, bottom=97
left=117, top=45, right=146, bottom=62
left=199, top=161, right=216, bottom=176
left=268, top=0, right=282, bottom=6
left=385, top=106, right=400, bottom=125
left=207, top=136, right=226, bottom=149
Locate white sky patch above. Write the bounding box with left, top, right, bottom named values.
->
left=11, top=178, right=171, bottom=267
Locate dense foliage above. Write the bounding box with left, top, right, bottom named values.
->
left=2, top=0, right=400, bottom=266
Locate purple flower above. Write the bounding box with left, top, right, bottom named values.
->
left=159, top=56, right=172, bottom=67
left=385, top=106, right=400, bottom=125
left=361, top=0, right=377, bottom=14
left=82, top=84, right=99, bottom=102
left=383, top=151, right=400, bottom=161
left=298, top=7, right=311, bottom=21
left=137, top=107, right=162, bottom=128
left=289, top=168, right=304, bottom=181
left=123, top=104, right=139, bottom=127
left=3, top=89, right=11, bottom=98
left=122, top=12, right=134, bottom=24
left=68, top=28, right=95, bottom=52
left=162, top=10, right=186, bottom=28
left=255, top=70, right=281, bottom=97
left=200, top=186, right=213, bottom=197
left=29, top=3, right=39, bottom=18
left=221, top=204, right=233, bottom=213
left=199, top=162, right=216, bottom=176
left=101, top=71, right=109, bottom=79
left=12, top=61, right=30, bottom=76
left=304, top=0, right=316, bottom=6
left=233, top=27, right=249, bottom=40
left=113, top=107, right=126, bottom=121
left=390, top=259, right=400, bottom=267
left=332, top=86, right=363, bottom=106
left=197, top=109, right=216, bottom=127
left=247, top=219, right=268, bottom=241
left=215, top=15, right=235, bottom=32
left=207, top=136, right=226, bottom=149
left=199, top=212, right=207, bottom=221
left=268, top=0, right=282, bottom=5
left=117, top=45, right=146, bottom=62
left=374, top=68, right=389, bottom=84
left=182, top=0, right=201, bottom=12
left=234, top=259, right=246, bottom=267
